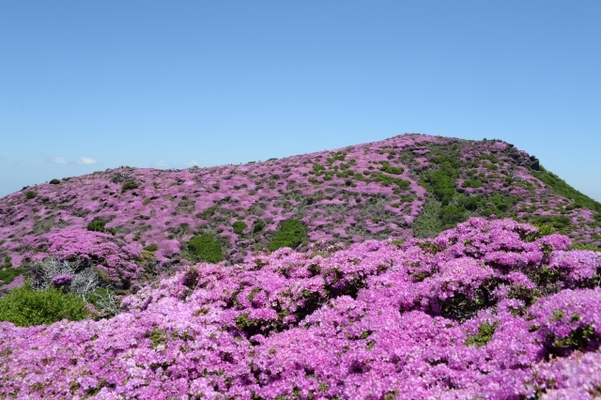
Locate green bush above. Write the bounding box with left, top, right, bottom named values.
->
left=462, top=178, right=483, bottom=188
left=379, top=161, right=404, bottom=175
left=187, top=233, right=224, bottom=263
left=268, top=219, right=308, bottom=252
left=87, top=219, right=106, bottom=232
left=440, top=205, right=467, bottom=229
left=252, top=220, right=266, bottom=234
left=0, top=286, right=89, bottom=327
left=372, top=173, right=411, bottom=189
left=570, top=243, right=600, bottom=251
left=143, top=244, right=158, bottom=252
left=530, top=215, right=572, bottom=232
left=49, top=178, right=61, bottom=185
left=233, top=221, right=248, bottom=235
left=121, top=181, right=140, bottom=193
left=25, top=191, right=37, bottom=200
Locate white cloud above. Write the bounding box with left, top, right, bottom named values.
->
left=51, top=156, right=68, bottom=164
left=77, top=157, right=97, bottom=165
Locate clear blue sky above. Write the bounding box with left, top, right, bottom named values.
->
left=1, top=1, right=600, bottom=201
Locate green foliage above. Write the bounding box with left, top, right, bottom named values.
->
left=49, top=178, right=61, bottom=185
left=143, top=244, right=158, bottom=252
left=412, top=198, right=443, bottom=238
left=462, top=178, right=483, bottom=188
left=0, top=257, right=24, bottom=285
left=464, top=321, right=499, bottom=347
left=25, top=191, right=37, bottom=199
left=0, top=285, right=89, bottom=327
left=530, top=215, right=572, bottom=232
left=372, top=173, right=411, bottom=189
left=86, top=219, right=106, bottom=232
left=187, top=233, right=224, bottom=264
left=570, top=243, right=601, bottom=251
left=235, top=312, right=265, bottom=337
left=379, top=161, right=404, bottom=175
left=121, top=181, right=140, bottom=193
left=422, top=169, right=458, bottom=206
left=268, top=219, right=308, bottom=252
left=196, top=205, right=219, bottom=219
left=233, top=221, right=248, bottom=235
left=551, top=324, right=596, bottom=353
left=149, top=328, right=168, bottom=348
left=533, top=167, right=601, bottom=213
left=252, top=220, right=266, bottom=234
left=440, top=205, right=467, bottom=229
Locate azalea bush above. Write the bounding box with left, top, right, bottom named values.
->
left=1, top=218, right=601, bottom=398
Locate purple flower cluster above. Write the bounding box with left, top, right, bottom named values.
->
left=1, top=218, right=600, bottom=398
left=50, top=273, right=72, bottom=287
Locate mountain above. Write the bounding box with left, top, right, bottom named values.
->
left=2, top=134, right=601, bottom=398
left=1, top=133, right=600, bottom=290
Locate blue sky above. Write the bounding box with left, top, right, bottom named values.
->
left=1, top=1, right=600, bottom=201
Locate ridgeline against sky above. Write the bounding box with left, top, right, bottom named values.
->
left=1, top=134, right=600, bottom=289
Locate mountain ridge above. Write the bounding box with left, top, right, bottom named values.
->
left=1, top=133, right=600, bottom=290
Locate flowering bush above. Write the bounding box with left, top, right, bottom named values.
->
left=1, top=218, right=601, bottom=398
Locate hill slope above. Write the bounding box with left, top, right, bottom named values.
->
left=1, top=134, right=600, bottom=290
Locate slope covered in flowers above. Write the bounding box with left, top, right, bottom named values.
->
left=1, top=134, right=600, bottom=292
left=1, top=218, right=601, bottom=399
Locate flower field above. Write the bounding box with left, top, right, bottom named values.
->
left=1, top=134, right=601, bottom=398
left=1, top=218, right=601, bottom=398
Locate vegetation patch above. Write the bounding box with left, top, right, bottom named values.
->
left=0, top=285, right=89, bottom=327
left=187, top=233, right=225, bottom=263
left=268, top=219, right=308, bottom=252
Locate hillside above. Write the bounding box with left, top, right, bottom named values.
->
left=1, top=134, right=600, bottom=291
left=2, top=134, right=601, bottom=398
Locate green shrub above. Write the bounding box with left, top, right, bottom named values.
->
left=440, top=205, right=467, bottom=229
left=570, top=243, right=600, bottom=251
left=233, top=221, right=248, bottom=235
left=372, top=173, right=410, bottom=189
left=268, top=219, right=308, bottom=252
left=531, top=215, right=572, bottom=232
left=462, top=178, right=483, bottom=188
left=143, top=244, right=158, bottom=252
left=196, top=205, right=219, bottom=219
left=252, top=220, right=266, bottom=234
left=379, top=161, right=404, bottom=175
left=121, top=181, right=140, bottom=193
left=87, top=219, right=106, bottom=232
left=187, top=233, right=224, bottom=263
left=25, top=191, right=37, bottom=199
left=0, top=286, right=89, bottom=327
left=49, top=178, right=61, bottom=185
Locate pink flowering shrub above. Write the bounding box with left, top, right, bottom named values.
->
left=1, top=218, right=601, bottom=398
left=29, top=229, right=142, bottom=288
